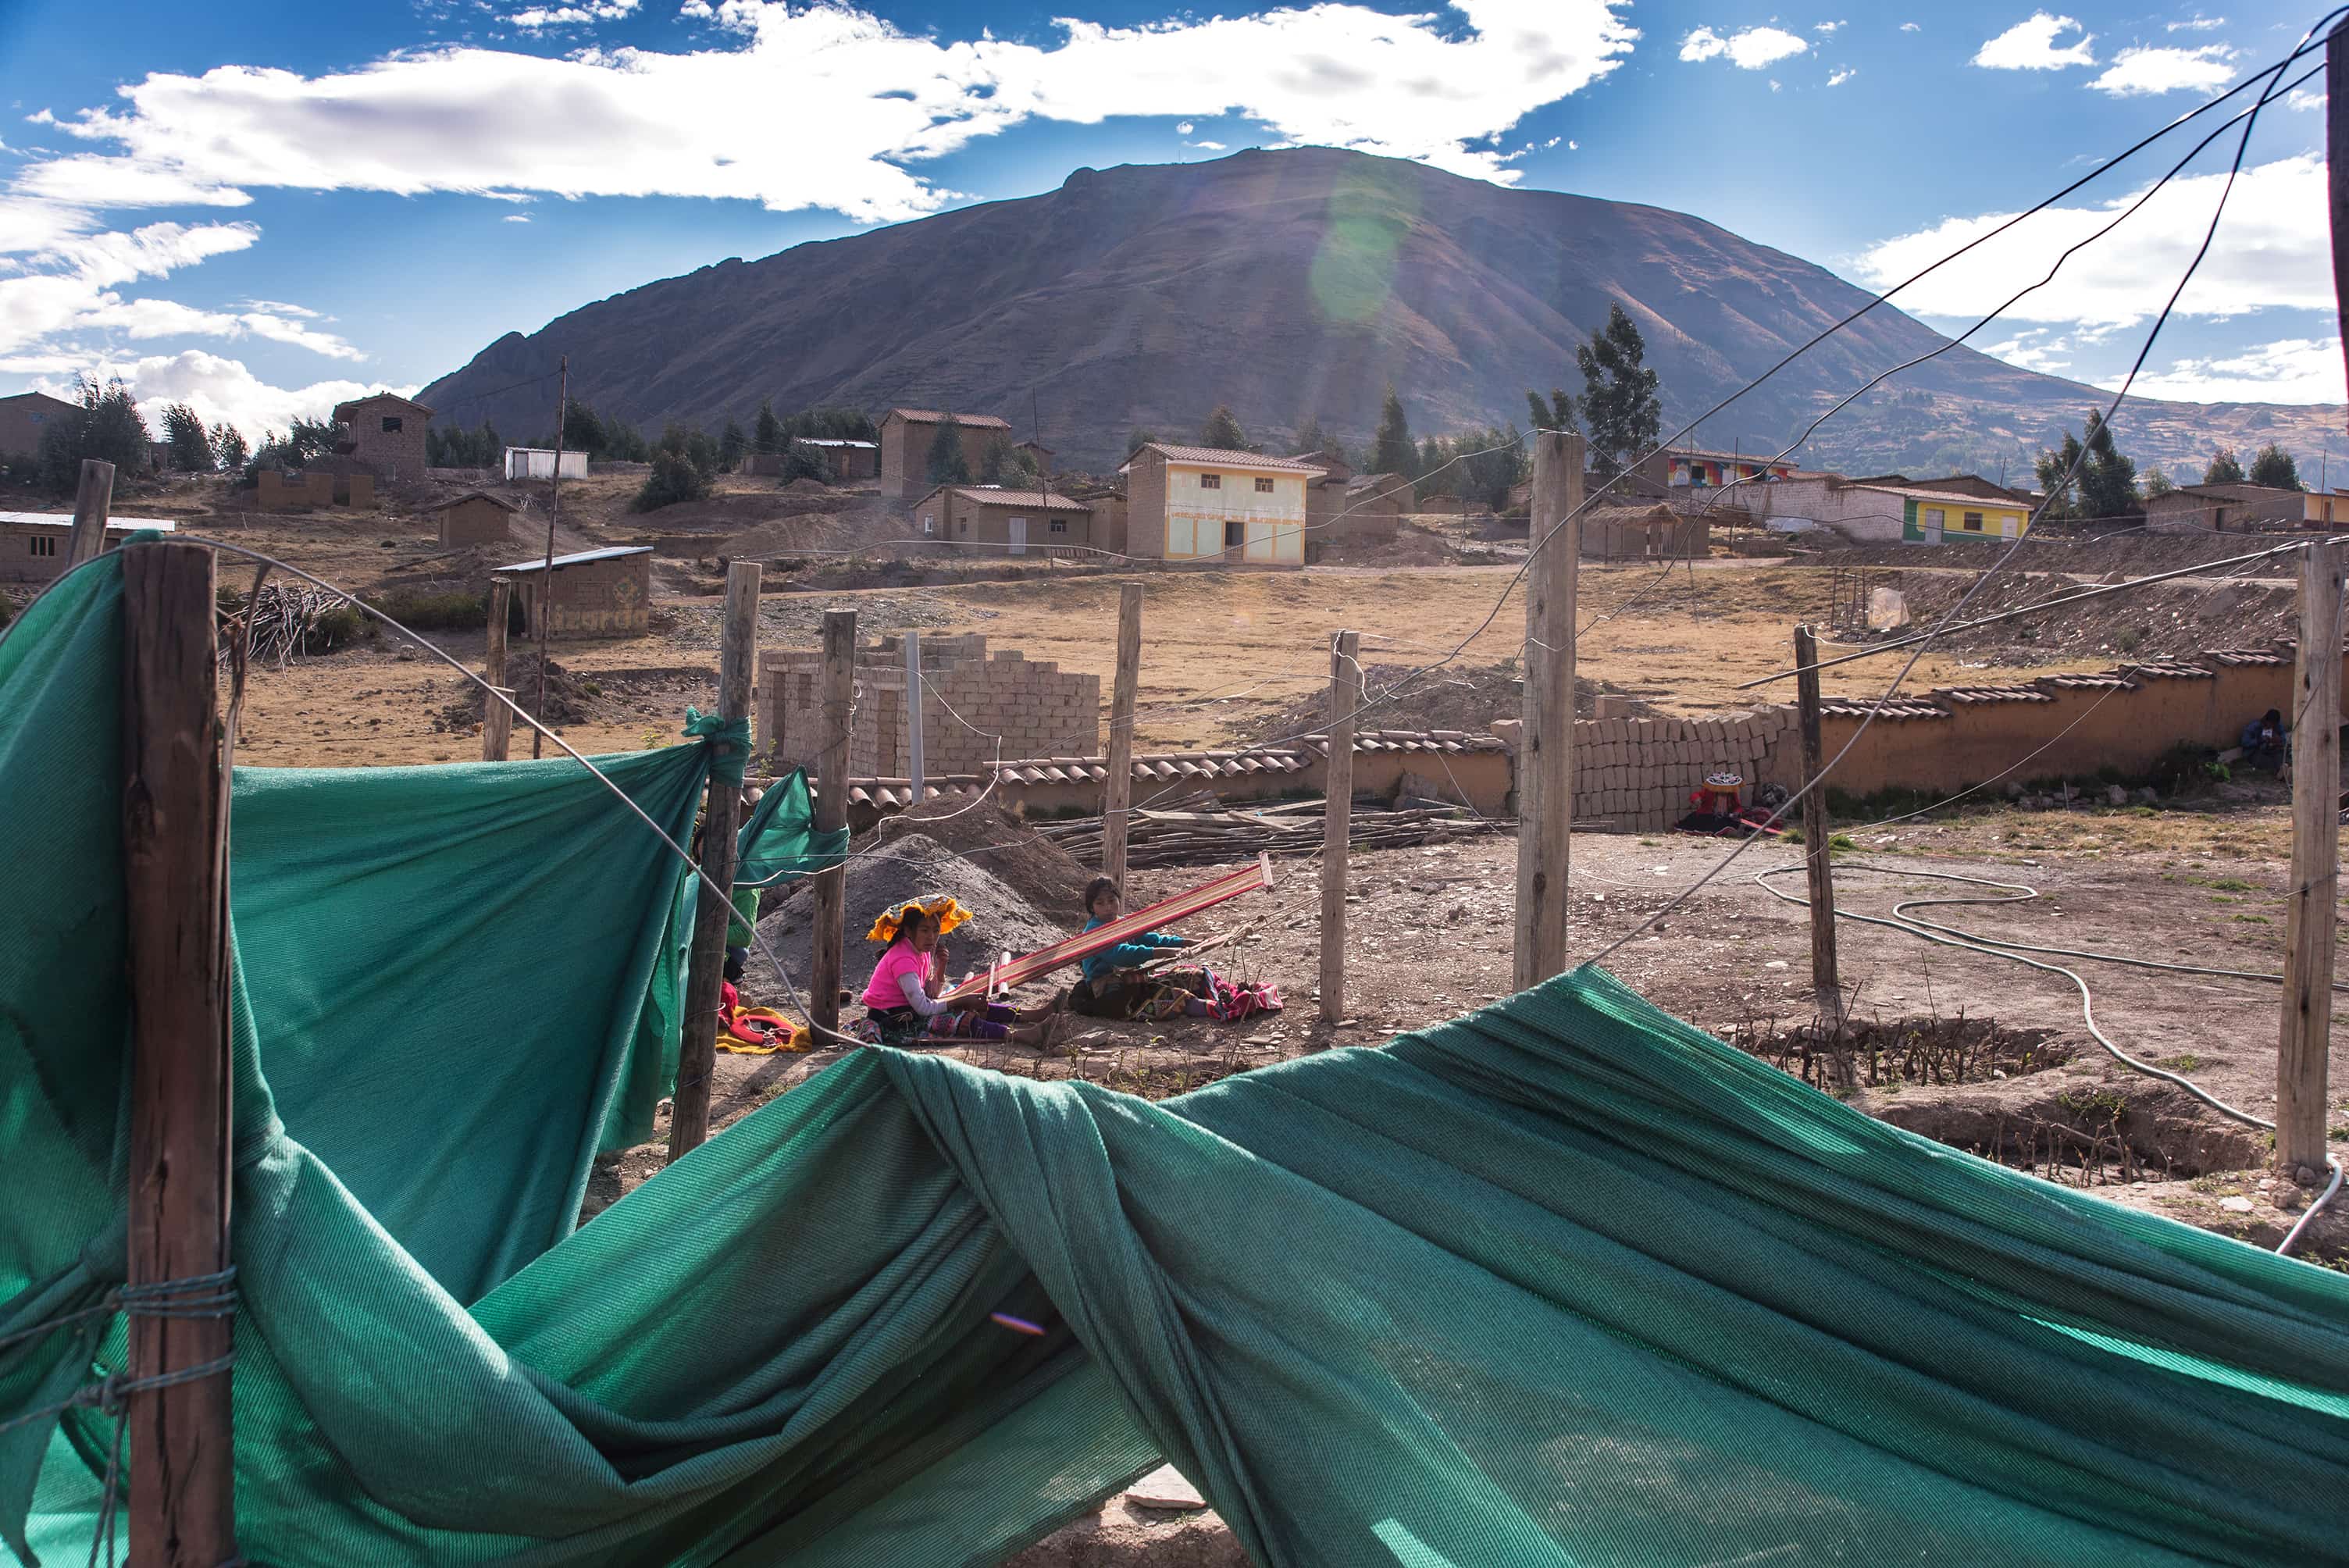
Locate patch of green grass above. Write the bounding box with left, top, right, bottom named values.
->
left=2205, top=878, right=2255, bottom=893
left=1638, top=838, right=1659, bottom=846
left=2231, top=914, right=2273, bottom=925
left=1827, top=833, right=1857, bottom=852
left=2159, top=1053, right=2208, bottom=1072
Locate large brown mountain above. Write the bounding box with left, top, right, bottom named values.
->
left=419, top=146, right=2339, bottom=476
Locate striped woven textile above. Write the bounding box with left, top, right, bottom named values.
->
left=943, top=853, right=1273, bottom=1001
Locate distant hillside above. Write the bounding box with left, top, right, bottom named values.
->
left=420, top=147, right=2341, bottom=476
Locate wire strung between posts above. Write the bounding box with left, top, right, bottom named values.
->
left=1751, top=861, right=2344, bottom=1254
left=1572, top=27, right=2301, bottom=978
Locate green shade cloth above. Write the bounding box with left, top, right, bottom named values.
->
left=5, top=547, right=2349, bottom=1567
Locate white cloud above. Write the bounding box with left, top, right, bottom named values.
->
left=2288, top=88, right=2325, bottom=112
left=16, top=0, right=1641, bottom=226
left=1972, top=12, right=2094, bottom=70
left=1769, top=78, right=1782, bottom=91
left=1813, top=20, right=1843, bottom=33
left=2089, top=45, right=2233, bottom=96
left=1567, top=137, right=1578, bottom=148
left=1984, top=328, right=2073, bottom=373
left=1680, top=24, right=1807, bottom=68
left=511, top=0, right=640, bottom=28
left=233, top=298, right=320, bottom=318
left=2130, top=336, right=2344, bottom=404
left=1188, top=139, right=1226, bottom=149
left=1852, top=154, right=2326, bottom=331
left=504, top=212, right=532, bottom=221
left=1827, top=66, right=1855, bottom=85
left=1175, top=120, right=1194, bottom=134
left=37, top=348, right=407, bottom=440
left=2165, top=14, right=2224, bottom=30
left=1900, top=21, right=1921, bottom=31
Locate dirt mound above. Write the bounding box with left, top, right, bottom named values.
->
left=442, top=653, right=594, bottom=727
left=883, top=796, right=1093, bottom=921
left=754, top=832, right=1071, bottom=1000
left=1240, top=660, right=1599, bottom=743
left=1859, top=568, right=2296, bottom=666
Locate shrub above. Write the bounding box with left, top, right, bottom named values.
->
left=302, top=604, right=366, bottom=652
left=633, top=450, right=710, bottom=512
left=379, top=590, right=490, bottom=631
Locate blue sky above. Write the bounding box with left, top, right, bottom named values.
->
left=0, top=0, right=2337, bottom=440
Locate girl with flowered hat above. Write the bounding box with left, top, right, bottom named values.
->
left=852, top=895, right=1057, bottom=1048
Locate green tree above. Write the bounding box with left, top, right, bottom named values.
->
left=210, top=422, right=248, bottom=472
left=1524, top=387, right=1575, bottom=434
left=2141, top=465, right=2175, bottom=498
left=1126, top=428, right=1159, bottom=456
left=38, top=376, right=153, bottom=491
left=925, top=415, right=972, bottom=484
left=779, top=440, right=829, bottom=483
left=977, top=434, right=1014, bottom=484
left=2248, top=442, right=2302, bottom=490
left=1371, top=385, right=1416, bottom=476
left=1418, top=435, right=1443, bottom=480
left=1199, top=404, right=1249, bottom=451
left=1294, top=414, right=1328, bottom=456
left=632, top=447, right=710, bottom=511
left=2034, top=411, right=2137, bottom=521
left=161, top=402, right=215, bottom=472
left=1575, top=301, right=1662, bottom=480
left=718, top=419, right=749, bottom=472
left=2203, top=446, right=2244, bottom=485
left=560, top=398, right=605, bottom=458
left=753, top=399, right=783, bottom=454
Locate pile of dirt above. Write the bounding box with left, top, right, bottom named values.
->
left=884, top=796, right=1093, bottom=921
left=754, top=832, right=1070, bottom=1000
left=441, top=653, right=595, bottom=727
left=1863, top=568, right=2296, bottom=665
left=1240, top=660, right=1600, bottom=743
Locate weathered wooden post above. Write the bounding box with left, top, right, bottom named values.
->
left=2277, top=541, right=2342, bottom=1179
left=808, top=609, right=856, bottom=1041
left=1793, top=624, right=1841, bottom=1010
left=904, top=629, right=925, bottom=804
left=481, top=576, right=513, bottom=761
left=671, top=560, right=761, bottom=1158
left=1320, top=628, right=1360, bottom=1022
left=1513, top=430, right=1583, bottom=989
left=121, top=540, right=236, bottom=1568
left=69, top=458, right=116, bottom=567
left=1101, top=583, right=1143, bottom=886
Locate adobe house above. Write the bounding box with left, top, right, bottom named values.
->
left=494, top=545, right=653, bottom=640
left=0, top=511, right=175, bottom=583
left=429, top=490, right=522, bottom=547
left=256, top=469, right=375, bottom=511
left=331, top=392, right=433, bottom=480
left=1306, top=471, right=1407, bottom=542
left=0, top=390, right=80, bottom=460
left=1119, top=443, right=1319, bottom=567
left=797, top=438, right=879, bottom=481
left=907, top=485, right=1095, bottom=555
left=2144, top=482, right=2310, bottom=533
left=876, top=408, right=1012, bottom=499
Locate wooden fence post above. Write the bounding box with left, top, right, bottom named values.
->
left=1320, top=629, right=1360, bottom=1022
left=481, top=577, right=513, bottom=761
left=121, top=540, right=236, bottom=1568
left=2277, top=540, right=2342, bottom=1178
left=904, top=629, right=925, bottom=804
left=670, top=561, right=761, bottom=1159
left=1102, top=583, right=1143, bottom=888
left=808, top=609, right=856, bottom=1042
left=69, top=458, right=116, bottom=568
left=1513, top=430, right=1583, bottom=989
left=1794, top=624, right=1841, bottom=1010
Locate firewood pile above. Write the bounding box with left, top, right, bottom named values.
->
left=1033, top=797, right=1503, bottom=869
left=222, top=583, right=361, bottom=670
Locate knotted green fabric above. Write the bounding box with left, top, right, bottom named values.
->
left=683, top=707, right=754, bottom=786
left=5, top=548, right=2348, bottom=1567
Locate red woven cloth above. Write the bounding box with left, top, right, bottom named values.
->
left=941, top=855, right=1272, bottom=1002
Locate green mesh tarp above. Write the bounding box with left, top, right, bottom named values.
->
left=5, top=547, right=2349, bottom=1566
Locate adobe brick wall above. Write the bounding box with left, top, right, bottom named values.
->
left=339, top=401, right=429, bottom=479
left=504, top=553, right=652, bottom=639
left=879, top=416, right=1003, bottom=500
left=761, top=635, right=1100, bottom=775
left=437, top=496, right=513, bottom=547
left=1125, top=449, right=1167, bottom=558
left=1557, top=711, right=1800, bottom=832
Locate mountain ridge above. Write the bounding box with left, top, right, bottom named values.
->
left=419, top=147, right=2341, bottom=477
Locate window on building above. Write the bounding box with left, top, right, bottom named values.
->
left=1962, top=511, right=1984, bottom=533
left=1224, top=519, right=1245, bottom=549
left=1049, top=519, right=1068, bottom=533
left=30, top=535, right=58, bottom=557
left=1199, top=472, right=1221, bottom=490
left=1253, top=476, right=1274, bottom=493
left=381, top=415, right=403, bottom=433
left=921, top=513, right=935, bottom=535
left=957, top=520, right=969, bottom=535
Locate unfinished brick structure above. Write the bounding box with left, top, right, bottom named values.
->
left=331, top=393, right=433, bottom=480
left=760, top=634, right=1099, bottom=776
left=256, top=469, right=375, bottom=512
left=494, top=545, right=653, bottom=640
left=429, top=490, right=520, bottom=547
left=876, top=409, right=1012, bottom=500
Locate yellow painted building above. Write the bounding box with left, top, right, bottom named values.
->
left=1900, top=489, right=2031, bottom=543
left=1120, top=444, right=1319, bottom=567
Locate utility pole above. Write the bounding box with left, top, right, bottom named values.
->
left=1513, top=429, right=1583, bottom=989
left=1101, top=583, right=1143, bottom=887
left=68, top=458, right=116, bottom=568
left=671, top=560, right=761, bottom=1160
left=532, top=354, right=568, bottom=758
left=121, top=540, right=236, bottom=1568
left=481, top=576, right=513, bottom=761
left=808, top=609, right=855, bottom=1042
left=904, top=630, right=925, bottom=804
left=1320, top=628, right=1360, bottom=1022
left=1794, top=625, right=1840, bottom=1011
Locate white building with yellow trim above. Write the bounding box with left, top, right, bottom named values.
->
left=1119, top=444, right=1322, bottom=568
